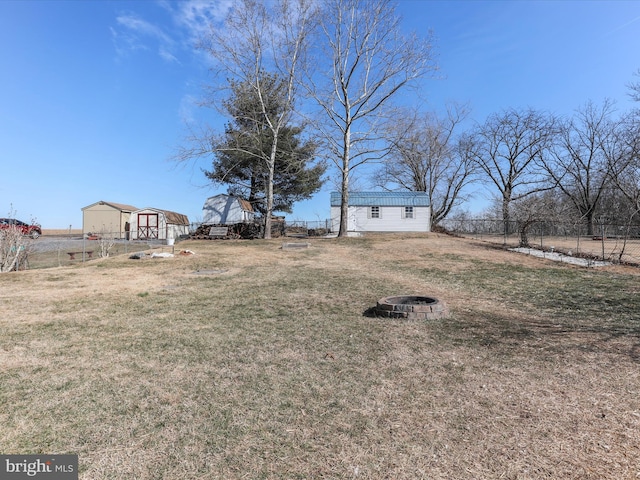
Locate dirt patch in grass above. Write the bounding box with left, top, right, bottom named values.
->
left=1, top=233, right=640, bottom=479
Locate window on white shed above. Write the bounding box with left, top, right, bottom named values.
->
left=403, top=206, right=414, bottom=219
left=369, top=206, right=381, bottom=219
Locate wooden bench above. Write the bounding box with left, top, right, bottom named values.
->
left=67, top=251, right=93, bottom=260
left=208, top=226, right=228, bottom=238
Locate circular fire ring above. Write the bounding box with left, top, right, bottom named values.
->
left=375, top=295, right=449, bottom=320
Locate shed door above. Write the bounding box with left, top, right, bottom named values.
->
left=137, top=213, right=159, bottom=239
left=348, top=208, right=357, bottom=231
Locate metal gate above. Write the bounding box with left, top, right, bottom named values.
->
left=137, top=213, right=159, bottom=239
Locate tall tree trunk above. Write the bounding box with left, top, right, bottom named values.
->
left=264, top=139, right=278, bottom=239
left=585, top=210, right=595, bottom=237
left=502, top=194, right=511, bottom=244
left=339, top=168, right=349, bottom=237
left=338, top=128, right=351, bottom=237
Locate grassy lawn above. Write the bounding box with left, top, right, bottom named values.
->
left=1, top=234, right=639, bottom=479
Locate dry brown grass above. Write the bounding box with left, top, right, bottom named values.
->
left=1, top=233, right=640, bottom=479
left=466, top=232, right=640, bottom=265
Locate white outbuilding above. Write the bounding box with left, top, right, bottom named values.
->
left=202, top=194, right=255, bottom=224
left=330, top=191, right=431, bottom=233
left=129, top=208, right=190, bottom=241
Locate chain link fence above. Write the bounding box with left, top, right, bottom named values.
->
left=11, top=220, right=335, bottom=271
left=440, top=218, right=640, bottom=266
left=188, top=219, right=333, bottom=238
left=15, top=232, right=172, bottom=270
left=284, top=219, right=332, bottom=236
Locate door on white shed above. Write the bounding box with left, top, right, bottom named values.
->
left=137, top=213, right=159, bottom=239
left=348, top=209, right=357, bottom=231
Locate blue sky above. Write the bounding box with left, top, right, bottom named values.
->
left=1, top=0, right=639, bottom=229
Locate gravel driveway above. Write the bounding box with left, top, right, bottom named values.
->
left=29, top=236, right=87, bottom=253
left=29, top=236, right=162, bottom=253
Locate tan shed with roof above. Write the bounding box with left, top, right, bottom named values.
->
left=82, top=201, right=138, bottom=239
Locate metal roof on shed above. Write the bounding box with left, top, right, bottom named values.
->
left=132, top=207, right=190, bottom=225
left=82, top=200, right=139, bottom=212
left=330, top=191, right=430, bottom=207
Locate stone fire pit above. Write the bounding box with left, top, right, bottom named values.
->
left=375, top=295, right=449, bottom=320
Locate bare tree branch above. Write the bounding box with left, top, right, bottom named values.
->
left=178, top=0, right=318, bottom=238
left=468, top=108, right=558, bottom=237
left=374, top=103, right=478, bottom=227
left=539, top=100, right=617, bottom=235
left=305, top=0, right=437, bottom=236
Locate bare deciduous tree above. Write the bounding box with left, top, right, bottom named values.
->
left=0, top=211, right=32, bottom=272
left=97, top=227, right=117, bottom=258
left=0, top=228, right=28, bottom=272
left=511, top=191, right=568, bottom=247
left=306, top=0, right=437, bottom=236
left=539, top=100, right=616, bottom=235
left=607, top=110, right=640, bottom=217
left=627, top=68, right=640, bottom=102
left=374, top=103, right=477, bottom=227
left=468, top=108, right=557, bottom=239
left=181, top=0, right=317, bottom=238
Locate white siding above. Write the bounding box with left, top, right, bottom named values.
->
left=354, top=206, right=430, bottom=232
left=129, top=209, right=189, bottom=240
left=203, top=195, right=254, bottom=224
left=330, top=206, right=341, bottom=232
left=129, top=209, right=163, bottom=240
left=330, top=191, right=431, bottom=233
left=332, top=205, right=430, bottom=233
left=166, top=223, right=189, bottom=239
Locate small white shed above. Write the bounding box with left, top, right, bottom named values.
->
left=129, top=208, right=190, bottom=241
left=330, top=191, right=431, bottom=233
left=202, top=194, right=255, bottom=224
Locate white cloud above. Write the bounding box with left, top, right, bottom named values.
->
left=159, top=46, right=179, bottom=63
left=169, top=0, right=233, bottom=40
left=110, top=24, right=148, bottom=57
left=117, top=14, right=172, bottom=44
left=112, top=2, right=234, bottom=63
left=113, top=12, right=179, bottom=63
left=179, top=93, right=199, bottom=124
